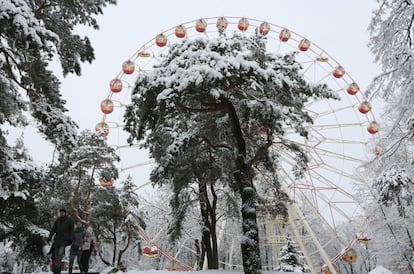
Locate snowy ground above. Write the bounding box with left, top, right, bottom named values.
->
left=110, top=271, right=296, bottom=274
left=32, top=265, right=392, bottom=274
left=35, top=269, right=300, bottom=274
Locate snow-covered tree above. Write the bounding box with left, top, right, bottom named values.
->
left=358, top=108, right=414, bottom=272
left=367, top=0, right=414, bottom=210
left=115, top=175, right=145, bottom=266
left=367, top=0, right=414, bottom=223
left=373, top=166, right=413, bottom=217
left=135, top=186, right=203, bottom=271
left=0, top=0, right=118, bottom=224
left=91, top=177, right=145, bottom=268
left=1, top=0, right=118, bottom=153
left=357, top=140, right=414, bottom=273
left=47, top=129, right=119, bottom=225
left=124, top=32, right=336, bottom=274
left=1, top=1, right=117, bottom=267
left=278, top=235, right=308, bottom=273
left=358, top=187, right=414, bottom=273
left=367, top=0, right=414, bottom=138
left=149, top=133, right=239, bottom=269
left=357, top=2, right=414, bottom=272
left=0, top=136, right=51, bottom=271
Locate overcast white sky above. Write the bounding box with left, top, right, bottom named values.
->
left=25, top=1, right=381, bottom=191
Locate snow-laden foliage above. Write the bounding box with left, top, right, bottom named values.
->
left=124, top=32, right=336, bottom=274
left=358, top=142, right=414, bottom=273
left=365, top=112, right=414, bottom=219
left=362, top=195, right=414, bottom=273
left=358, top=2, right=414, bottom=272
left=0, top=135, right=52, bottom=271
left=373, top=166, right=413, bottom=216
left=278, top=236, right=308, bottom=273
left=47, top=129, right=120, bottom=229
left=0, top=134, right=32, bottom=200
left=52, top=129, right=120, bottom=182
left=357, top=139, right=414, bottom=274
left=0, top=129, right=122, bottom=271
left=134, top=189, right=203, bottom=271
left=0, top=0, right=117, bottom=206
left=368, top=0, right=414, bottom=137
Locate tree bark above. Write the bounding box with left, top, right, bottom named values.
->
left=199, top=181, right=218, bottom=269
left=223, top=96, right=262, bottom=274
left=195, top=239, right=203, bottom=270
left=234, top=156, right=262, bottom=274
left=112, top=223, right=117, bottom=266
left=208, top=183, right=219, bottom=269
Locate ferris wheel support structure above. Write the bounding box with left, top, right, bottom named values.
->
left=287, top=196, right=338, bottom=274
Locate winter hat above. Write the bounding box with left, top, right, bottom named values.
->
left=59, top=208, right=67, bottom=213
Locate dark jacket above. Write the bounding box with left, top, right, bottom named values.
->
left=49, top=215, right=74, bottom=247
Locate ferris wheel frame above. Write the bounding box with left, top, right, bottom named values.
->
left=96, top=16, right=380, bottom=274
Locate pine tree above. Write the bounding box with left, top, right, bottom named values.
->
left=0, top=136, right=51, bottom=270
left=0, top=1, right=117, bottom=268
left=1, top=0, right=117, bottom=155
left=278, top=236, right=308, bottom=273
left=124, top=32, right=336, bottom=274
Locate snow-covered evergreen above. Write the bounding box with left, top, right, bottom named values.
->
left=278, top=236, right=308, bottom=273
left=124, top=32, right=336, bottom=274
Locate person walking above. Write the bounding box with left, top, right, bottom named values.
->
left=80, top=224, right=97, bottom=273
left=68, top=221, right=86, bottom=274
left=48, top=208, right=74, bottom=274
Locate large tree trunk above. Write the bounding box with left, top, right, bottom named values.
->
left=112, top=223, right=117, bottom=266
left=208, top=183, right=219, bottom=269
left=224, top=97, right=262, bottom=274
left=198, top=181, right=219, bottom=269
left=195, top=239, right=203, bottom=270
left=234, top=156, right=262, bottom=274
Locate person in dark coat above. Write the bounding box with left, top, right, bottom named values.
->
left=48, top=208, right=74, bottom=274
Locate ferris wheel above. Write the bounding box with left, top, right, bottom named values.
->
left=95, top=16, right=379, bottom=273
